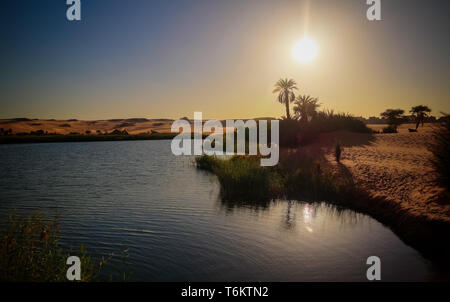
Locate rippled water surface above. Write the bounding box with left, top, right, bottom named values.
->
left=0, top=141, right=441, bottom=281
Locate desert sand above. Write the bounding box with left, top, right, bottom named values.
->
left=0, top=118, right=175, bottom=135
left=321, top=124, right=449, bottom=223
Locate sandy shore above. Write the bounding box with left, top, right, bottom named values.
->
left=319, top=124, right=449, bottom=223
left=300, top=124, right=449, bottom=258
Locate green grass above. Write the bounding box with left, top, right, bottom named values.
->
left=196, top=155, right=284, bottom=202
left=0, top=211, right=110, bottom=282
left=195, top=152, right=352, bottom=203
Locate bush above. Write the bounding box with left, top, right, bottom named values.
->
left=381, top=109, right=405, bottom=130
left=382, top=125, right=398, bottom=133
left=311, top=111, right=371, bottom=133
left=278, top=111, right=370, bottom=147
left=0, top=211, right=108, bottom=282
left=279, top=119, right=303, bottom=147
left=430, top=115, right=450, bottom=189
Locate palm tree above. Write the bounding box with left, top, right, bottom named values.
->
left=410, top=105, right=431, bottom=130
left=273, top=78, right=298, bottom=120
left=293, top=95, right=320, bottom=123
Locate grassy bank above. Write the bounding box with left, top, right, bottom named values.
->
left=196, top=150, right=353, bottom=203
left=0, top=211, right=112, bottom=282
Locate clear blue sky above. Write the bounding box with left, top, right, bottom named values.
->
left=1, top=0, right=449, bottom=119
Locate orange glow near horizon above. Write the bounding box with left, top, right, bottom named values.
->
left=1, top=1, right=449, bottom=120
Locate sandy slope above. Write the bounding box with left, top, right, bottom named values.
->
left=0, top=118, right=175, bottom=135
left=0, top=117, right=273, bottom=135
left=324, top=124, right=450, bottom=222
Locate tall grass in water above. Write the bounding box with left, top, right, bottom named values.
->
left=0, top=211, right=108, bottom=282
left=196, top=155, right=284, bottom=202
left=196, top=151, right=353, bottom=203
left=430, top=114, right=450, bottom=190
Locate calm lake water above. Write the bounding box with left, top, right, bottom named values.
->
left=0, top=140, right=443, bottom=281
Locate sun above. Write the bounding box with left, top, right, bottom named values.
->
left=292, top=37, right=318, bottom=63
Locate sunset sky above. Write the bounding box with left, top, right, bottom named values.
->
left=1, top=0, right=449, bottom=120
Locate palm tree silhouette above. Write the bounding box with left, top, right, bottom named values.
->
left=410, top=105, right=431, bottom=130
left=293, top=95, right=320, bottom=123
left=273, top=78, right=298, bottom=120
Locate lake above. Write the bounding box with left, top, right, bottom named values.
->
left=0, top=140, right=442, bottom=281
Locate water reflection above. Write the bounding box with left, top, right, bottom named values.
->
left=217, top=193, right=371, bottom=235
left=218, top=196, right=273, bottom=213
left=284, top=201, right=297, bottom=230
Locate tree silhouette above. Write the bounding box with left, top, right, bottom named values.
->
left=381, top=109, right=405, bottom=131
left=410, top=105, right=431, bottom=130
left=273, top=79, right=297, bottom=120
left=293, top=95, right=320, bottom=123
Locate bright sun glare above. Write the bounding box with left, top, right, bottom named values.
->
left=292, top=37, right=318, bottom=63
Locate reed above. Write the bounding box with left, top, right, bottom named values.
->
left=0, top=211, right=109, bottom=282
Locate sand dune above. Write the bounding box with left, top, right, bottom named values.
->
left=0, top=118, right=175, bottom=135
left=0, top=117, right=276, bottom=135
